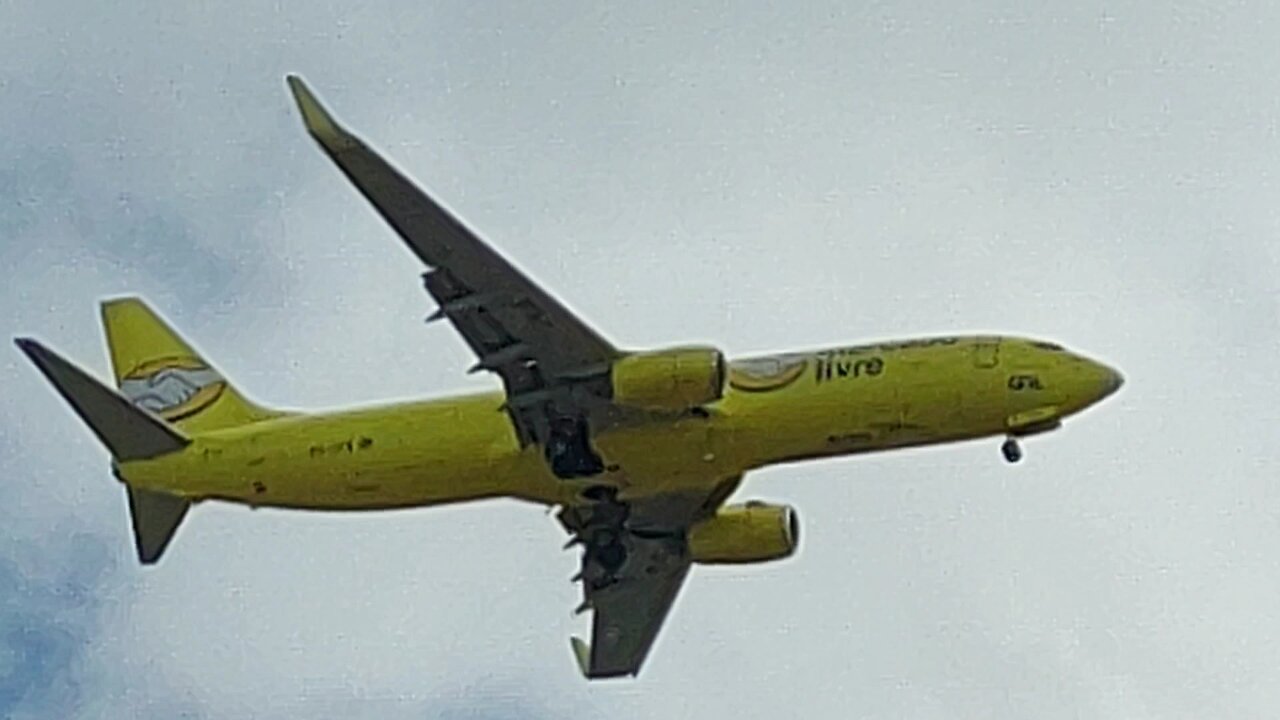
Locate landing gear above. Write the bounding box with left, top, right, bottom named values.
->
left=1001, top=437, right=1023, bottom=464
left=590, top=530, right=628, bottom=574
left=546, top=415, right=605, bottom=479
left=565, top=493, right=630, bottom=591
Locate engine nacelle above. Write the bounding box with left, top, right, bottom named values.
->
left=611, top=346, right=726, bottom=411
left=688, top=502, right=799, bottom=564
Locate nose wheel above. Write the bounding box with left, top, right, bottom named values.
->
left=1001, top=437, right=1023, bottom=464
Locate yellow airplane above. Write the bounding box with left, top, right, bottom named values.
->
left=15, top=75, right=1124, bottom=679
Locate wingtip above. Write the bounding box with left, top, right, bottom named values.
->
left=570, top=636, right=591, bottom=678
left=13, top=336, right=41, bottom=357
left=285, top=74, right=349, bottom=146
left=284, top=74, right=313, bottom=111
left=13, top=337, right=64, bottom=379
left=99, top=294, right=145, bottom=309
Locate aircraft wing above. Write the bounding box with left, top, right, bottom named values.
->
left=287, top=76, right=620, bottom=447
left=571, top=532, right=690, bottom=679
left=570, top=530, right=691, bottom=681
left=560, top=483, right=737, bottom=679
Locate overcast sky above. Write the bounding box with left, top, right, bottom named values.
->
left=3, top=1, right=1280, bottom=717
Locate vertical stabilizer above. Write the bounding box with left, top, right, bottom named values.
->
left=100, top=297, right=281, bottom=433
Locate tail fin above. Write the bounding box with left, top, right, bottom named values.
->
left=100, top=297, right=280, bottom=433
left=21, top=298, right=277, bottom=565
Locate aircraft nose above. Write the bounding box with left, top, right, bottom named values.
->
left=1102, top=365, right=1125, bottom=397
left=1058, top=355, right=1124, bottom=414
left=1089, top=360, right=1124, bottom=402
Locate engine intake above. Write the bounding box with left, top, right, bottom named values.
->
left=611, top=346, right=726, bottom=411
left=688, top=502, right=799, bottom=564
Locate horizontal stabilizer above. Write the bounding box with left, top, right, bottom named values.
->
left=15, top=338, right=190, bottom=461
left=127, top=486, right=190, bottom=564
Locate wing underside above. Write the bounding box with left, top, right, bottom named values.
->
left=572, top=533, right=691, bottom=678
left=560, top=482, right=738, bottom=678
left=287, top=75, right=620, bottom=450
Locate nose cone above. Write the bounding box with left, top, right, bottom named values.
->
left=1101, top=364, right=1125, bottom=398
left=1080, top=358, right=1124, bottom=407
left=1056, top=355, right=1124, bottom=415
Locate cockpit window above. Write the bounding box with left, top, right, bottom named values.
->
left=1031, top=341, right=1064, bottom=351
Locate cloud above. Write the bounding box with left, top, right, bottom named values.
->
left=0, top=525, right=121, bottom=719
left=4, top=1, right=1280, bottom=718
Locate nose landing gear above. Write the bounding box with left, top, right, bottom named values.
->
left=1001, top=437, right=1023, bottom=464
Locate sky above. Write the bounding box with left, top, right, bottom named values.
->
left=2, top=0, right=1279, bottom=717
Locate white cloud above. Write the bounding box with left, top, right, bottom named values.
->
left=4, top=1, right=1280, bottom=717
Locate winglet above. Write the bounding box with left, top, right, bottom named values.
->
left=570, top=636, right=592, bottom=678
left=285, top=75, right=357, bottom=149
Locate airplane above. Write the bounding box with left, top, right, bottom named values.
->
left=14, top=75, right=1124, bottom=680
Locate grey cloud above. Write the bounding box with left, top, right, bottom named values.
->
left=0, top=533, right=115, bottom=718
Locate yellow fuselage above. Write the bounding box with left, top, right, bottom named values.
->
left=120, top=336, right=1122, bottom=511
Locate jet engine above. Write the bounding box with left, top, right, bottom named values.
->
left=688, top=502, right=799, bottom=564
left=611, top=346, right=726, bottom=411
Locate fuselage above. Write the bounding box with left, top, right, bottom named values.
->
left=120, top=335, right=1123, bottom=511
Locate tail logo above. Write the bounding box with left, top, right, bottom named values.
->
left=119, top=356, right=226, bottom=421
